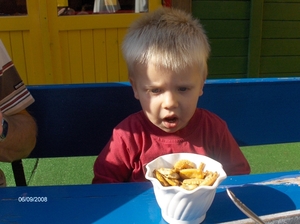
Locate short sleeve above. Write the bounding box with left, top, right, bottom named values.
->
left=0, top=40, right=34, bottom=115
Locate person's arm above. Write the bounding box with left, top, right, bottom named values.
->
left=214, top=123, right=251, bottom=176
left=0, top=109, right=37, bottom=162
left=93, top=134, right=131, bottom=184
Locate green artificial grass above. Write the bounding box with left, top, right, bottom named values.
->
left=1, top=156, right=96, bottom=187
left=0, top=158, right=37, bottom=187
left=1, top=142, right=300, bottom=187
left=28, top=156, right=96, bottom=186
left=241, top=142, right=300, bottom=174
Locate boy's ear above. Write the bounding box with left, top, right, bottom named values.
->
left=199, top=88, right=204, bottom=97
left=199, top=78, right=205, bottom=97
left=129, top=77, right=140, bottom=100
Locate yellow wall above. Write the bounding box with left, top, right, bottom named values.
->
left=0, top=0, right=162, bottom=84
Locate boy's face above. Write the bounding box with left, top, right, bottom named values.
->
left=130, top=62, right=205, bottom=133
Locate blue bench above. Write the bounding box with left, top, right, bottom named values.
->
left=12, top=78, right=300, bottom=186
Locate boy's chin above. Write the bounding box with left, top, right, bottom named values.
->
left=159, top=126, right=181, bottom=133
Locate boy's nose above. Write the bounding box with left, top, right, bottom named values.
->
left=162, top=92, right=178, bottom=109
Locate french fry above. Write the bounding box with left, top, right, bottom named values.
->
left=179, top=169, right=205, bottom=179
left=181, top=183, right=198, bottom=190
left=165, top=177, right=181, bottom=186
left=174, top=159, right=196, bottom=171
left=153, top=169, right=169, bottom=186
left=157, top=168, right=180, bottom=179
left=198, top=162, right=206, bottom=172
left=182, top=178, right=204, bottom=185
left=153, top=159, right=219, bottom=190
left=200, top=172, right=219, bottom=186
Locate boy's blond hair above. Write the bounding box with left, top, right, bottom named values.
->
left=122, top=7, right=210, bottom=78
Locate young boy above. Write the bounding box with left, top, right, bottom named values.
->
left=92, top=7, right=250, bottom=184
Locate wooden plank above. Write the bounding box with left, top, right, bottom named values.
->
left=0, top=17, right=30, bottom=31
left=258, top=72, right=300, bottom=78
left=247, top=0, right=264, bottom=78
left=260, top=56, right=300, bottom=74
left=23, top=31, right=35, bottom=85
left=10, top=32, right=28, bottom=83
left=56, top=14, right=144, bottom=30
left=59, top=32, right=71, bottom=84
left=265, top=0, right=300, bottom=3
left=0, top=33, right=11, bottom=54
left=209, top=39, right=248, bottom=57
left=80, top=30, right=95, bottom=83
left=207, top=73, right=247, bottom=79
left=19, top=0, right=54, bottom=85
left=192, top=1, right=250, bottom=20
left=208, top=57, right=247, bottom=75
left=202, top=20, right=249, bottom=38
left=93, top=29, right=108, bottom=83
left=117, top=28, right=128, bottom=82
left=261, top=39, right=300, bottom=56
left=26, top=0, right=47, bottom=85
left=38, top=0, right=54, bottom=84
left=105, top=29, right=119, bottom=82
left=68, top=30, right=83, bottom=83
left=46, top=0, right=64, bottom=84
left=263, top=21, right=300, bottom=38
left=264, top=3, right=300, bottom=21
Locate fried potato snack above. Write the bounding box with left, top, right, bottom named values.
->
left=174, top=159, right=196, bottom=171
left=179, top=169, right=205, bottom=179
left=153, top=160, right=219, bottom=190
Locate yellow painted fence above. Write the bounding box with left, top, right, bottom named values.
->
left=0, top=1, right=161, bottom=85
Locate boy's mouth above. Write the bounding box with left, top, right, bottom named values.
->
left=162, top=116, right=178, bottom=128
left=164, top=117, right=177, bottom=123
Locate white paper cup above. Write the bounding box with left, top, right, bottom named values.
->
left=145, top=153, right=227, bottom=224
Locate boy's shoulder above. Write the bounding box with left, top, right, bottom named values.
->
left=115, top=110, right=145, bottom=128
left=195, top=108, right=226, bottom=124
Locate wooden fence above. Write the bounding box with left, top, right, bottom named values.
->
left=0, top=0, right=299, bottom=84
left=192, top=0, right=300, bottom=79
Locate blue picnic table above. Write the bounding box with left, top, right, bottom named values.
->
left=1, top=170, right=300, bottom=223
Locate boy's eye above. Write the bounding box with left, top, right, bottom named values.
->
left=150, top=88, right=161, bottom=94
left=178, top=87, right=188, bottom=92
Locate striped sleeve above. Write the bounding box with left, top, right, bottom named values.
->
left=0, top=40, right=34, bottom=115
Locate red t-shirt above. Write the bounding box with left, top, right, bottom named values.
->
left=93, top=108, right=250, bottom=183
